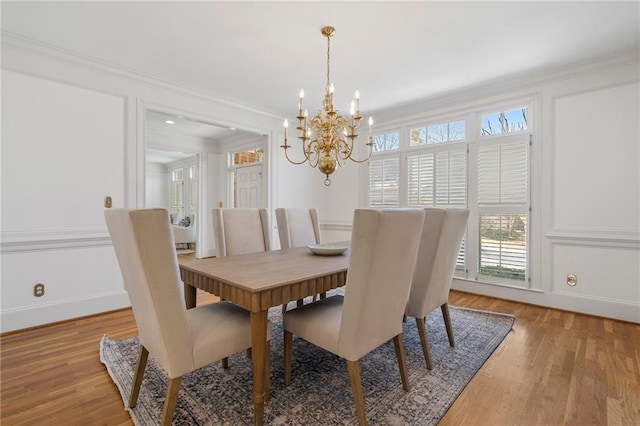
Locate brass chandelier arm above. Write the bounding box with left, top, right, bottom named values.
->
left=281, top=146, right=311, bottom=165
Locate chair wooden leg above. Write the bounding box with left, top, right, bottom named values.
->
left=222, top=357, right=229, bottom=369
left=441, top=303, right=455, bottom=347
left=283, top=330, right=293, bottom=386
left=346, top=360, right=367, bottom=426
left=296, top=299, right=304, bottom=308
left=319, top=292, right=327, bottom=300
left=246, top=348, right=252, bottom=358
left=415, top=317, right=433, bottom=370
left=128, top=345, right=149, bottom=408
left=160, top=377, right=182, bottom=426
left=392, top=334, right=410, bottom=392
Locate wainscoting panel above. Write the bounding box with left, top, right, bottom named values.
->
left=550, top=240, right=640, bottom=304
left=0, top=245, right=129, bottom=333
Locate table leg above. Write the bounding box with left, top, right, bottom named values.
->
left=250, top=310, right=268, bottom=426
left=184, top=283, right=196, bottom=309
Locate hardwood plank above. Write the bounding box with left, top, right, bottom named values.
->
left=1, top=290, right=638, bottom=425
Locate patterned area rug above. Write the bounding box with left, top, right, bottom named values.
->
left=100, top=294, right=514, bottom=425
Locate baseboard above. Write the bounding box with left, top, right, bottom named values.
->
left=451, top=279, right=640, bottom=323
left=0, top=290, right=131, bottom=333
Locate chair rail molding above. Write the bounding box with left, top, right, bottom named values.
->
left=0, top=228, right=111, bottom=254
left=320, top=222, right=353, bottom=232
left=546, top=227, right=640, bottom=248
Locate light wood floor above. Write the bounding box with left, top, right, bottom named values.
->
left=2, top=290, right=639, bottom=425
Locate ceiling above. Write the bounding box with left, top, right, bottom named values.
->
left=2, top=1, right=639, bottom=128
left=146, top=146, right=196, bottom=165
left=146, top=109, right=241, bottom=142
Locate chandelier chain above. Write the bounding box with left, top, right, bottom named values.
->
left=326, top=33, right=331, bottom=88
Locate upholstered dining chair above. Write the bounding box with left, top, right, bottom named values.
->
left=275, top=207, right=323, bottom=311
left=212, top=208, right=271, bottom=359
left=275, top=207, right=321, bottom=249
left=105, top=208, right=270, bottom=426
left=283, top=208, right=425, bottom=426
left=212, top=208, right=270, bottom=257
left=405, top=208, right=470, bottom=369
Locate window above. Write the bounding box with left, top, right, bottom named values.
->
left=372, top=131, right=399, bottom=152
left=367, top=104, right=531, bottom=287
left=406, top=120, right=468, bottom=273
left=170, top=168, right=184, bottom=221
left=188, top=165, right=198, bottom=217
left=170, top=160, right=198, bottom=224
left=369, top=157, right=400, bottom=207
left=232, top=147, right=263, bottom=166
left=406, top=149, right=467, bottom=207
left=410, top=120, right=466, bottom=146
left=481, top=107, right=528, bottom=136
left=477, top=133, right=528, bottom=282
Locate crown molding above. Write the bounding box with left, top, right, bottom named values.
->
left=1, top=31, right=283, bottom=121
left=372, top=48, right=639, bottom=125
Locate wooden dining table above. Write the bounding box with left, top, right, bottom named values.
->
left=178, top=246, right=349, bottom=426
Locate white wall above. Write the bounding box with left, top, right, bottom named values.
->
left=145, top=162, right=169, bottom=209
left=0, top=35, right=294, bottom=332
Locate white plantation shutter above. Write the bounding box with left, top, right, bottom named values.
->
left=436, top=150, right=467, bottom=206
left=407, top=148, right=466, bottom=207
left=369, top=157, right=400, bottom=207
left=456, top=236, right=466, bottom=272
left=477, top=134, right=528, bottom=282
left=407, top=147, right=467, bottom=276
left=407, top=153, right=434, bottom=206
left=478, top=140, right=527, bottom=204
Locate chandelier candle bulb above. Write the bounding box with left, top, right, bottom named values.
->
left=298, top=90, right=304, bottom=115
left=281, top=25, right=373, bottom=186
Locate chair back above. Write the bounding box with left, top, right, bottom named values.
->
left=105, top=208, right=194, bottom=378
left=339, top=208, right=425, bottom=361
left=275, top=208, right=321, bottom=249
left=212, top=208, right=270, bottom=257
left=405, top=208, right=446, bottom=317
left=406, top=208, right=469, bottom=318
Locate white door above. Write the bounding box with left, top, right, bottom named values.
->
left=235, top=164, right=262, bottom=208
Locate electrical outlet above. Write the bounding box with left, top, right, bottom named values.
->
left=34, top=283, right=45, bottom=297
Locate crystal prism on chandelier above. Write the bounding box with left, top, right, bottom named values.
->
left=280, top=26, right=373, bottom=186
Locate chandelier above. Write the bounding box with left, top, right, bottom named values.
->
left=281, top=26, right=373, bottom=186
